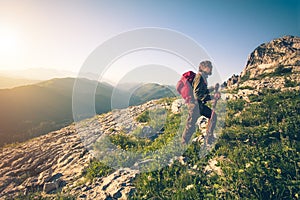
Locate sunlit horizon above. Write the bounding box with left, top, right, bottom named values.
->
left=0, top=0, right=298, bottom=84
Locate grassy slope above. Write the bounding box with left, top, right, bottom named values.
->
left=128, top=90, right=299, bottom=199
left=85, top=90, right=299, bottom=199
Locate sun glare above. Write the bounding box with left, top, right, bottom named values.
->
left=0, top=26, right=18, bottom=56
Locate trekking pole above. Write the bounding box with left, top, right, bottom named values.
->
left=205, top=83, right=220, bottom=145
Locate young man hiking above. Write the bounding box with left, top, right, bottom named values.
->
left=181, top=60, right=220, bottom=145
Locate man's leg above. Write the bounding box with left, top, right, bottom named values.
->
left=200, top=104, right=212, bottom=119
left=201, top=104, right=217, bottom=144
left=182, top=102, right=200, bottom=145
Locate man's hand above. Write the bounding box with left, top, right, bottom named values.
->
left=214, top=92, right=221, bottom=100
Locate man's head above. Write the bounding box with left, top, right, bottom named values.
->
left=198, top=60, right=213, bottom=76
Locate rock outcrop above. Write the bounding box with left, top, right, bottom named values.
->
left=242, top=35, right=300, bottom=78
left=225, top=35, right=300, bottom=101
left=223, top=74, right=239, bottom=88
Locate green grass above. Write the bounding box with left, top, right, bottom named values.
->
left=136, top=110, right=151, bottom=123
left=84, top=90, right=299, bottom=199
left=129, top=90, right=300, bottom=199
left=84, top=159, right=114, bottom=180
left=92, top=107, right=189, bottom=171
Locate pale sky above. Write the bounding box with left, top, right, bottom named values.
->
left=0, top=0, right=298, bottom=84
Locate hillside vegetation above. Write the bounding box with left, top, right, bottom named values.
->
left=81, top=89, right=299, bottom=199
left=127, top=90, right=299, bottom=199
left=0, top=78, right=111, bottom=146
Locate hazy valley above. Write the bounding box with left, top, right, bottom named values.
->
left=0, top=77, right=176, bottom=147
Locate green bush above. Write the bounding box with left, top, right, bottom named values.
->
left=284, top=78, right=298, bottom=87
left=238, top=85, right=255, bottom=90
left=85, top=160, right=114, bottom=180
left=136, top=110, right=150, bottom=123
left=274, top=65, right=292, bottom=76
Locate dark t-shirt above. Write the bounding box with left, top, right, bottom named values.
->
left=193, top=72, right=211, bottom=102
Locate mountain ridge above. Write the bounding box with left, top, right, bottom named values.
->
left=0, top=78, right=177, bottom=147
left=0, top=76, right=41, bottom=89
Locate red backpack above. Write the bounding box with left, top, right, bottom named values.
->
left=176, top=71, right=196, bottom=103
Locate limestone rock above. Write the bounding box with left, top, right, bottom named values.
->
left=242, top=35, right=300, bottom=79
left=70, top=168, right=139, bottom=200
left=171, top=99, right=185, bottom=114
left=225, top=74, right=239, bottom=88
left=225, top=35, right=299, bottom=101
left=43, top=182, right=57, bottom=194
left=204, top=156, right=225, bottom=176
left=0, top=99, right=169, bottom=199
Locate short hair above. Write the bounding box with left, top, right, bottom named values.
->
left=199, top=60, right=212, bottom=72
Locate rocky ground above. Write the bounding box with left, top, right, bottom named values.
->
left=0, top=99, right=170, bottom=199
left=0, top=126, right=91, bottom=198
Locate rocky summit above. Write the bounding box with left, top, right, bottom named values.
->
left=243, top=35, right=300, bottom=78
left=225, top=35, right=300, bottom=101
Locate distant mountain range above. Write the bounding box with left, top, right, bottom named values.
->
left=0, top=78, right=177, bottom=146
left=0, top=76, right=41, bottom=89
left=0, top=68, right=77, bottom=80
left=129, top=83, right=177, bottom=105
